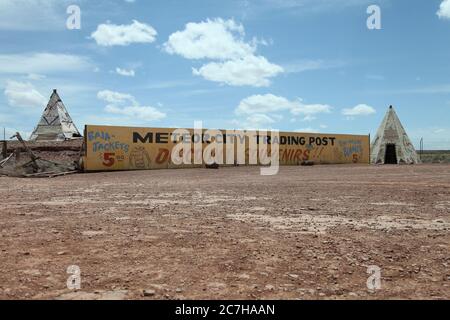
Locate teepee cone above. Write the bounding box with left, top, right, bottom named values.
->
left=371, top=105, right=420, bottom=164
left=29, top=89, right=82, bottom=141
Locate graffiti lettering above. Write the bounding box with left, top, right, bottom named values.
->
left=88, top=131, right=111, bottom=142
left=308, top=137, right=336, bottom=146
left=93, top=141, right=129, bottom=153
left=281, top=149, right=310, bottom=162
left=134, top=131, right=337, bottom=148
left=84, top=125, right=370, bottom=171
left=155, top=148, right=170, bottom=164
left=103, top=153, right=115, bottom=167
left=133, top=132, right=153, bottom=144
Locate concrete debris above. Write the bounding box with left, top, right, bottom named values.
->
left=0, top=134, right=81, bottom=178
left=143, top=289, right=156, bottom=297
left=0, top=154, right=13, bottom=168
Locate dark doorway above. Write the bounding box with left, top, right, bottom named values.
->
left=384, top=144, right=397, bottom=164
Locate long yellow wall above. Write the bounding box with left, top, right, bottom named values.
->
left=83, top=125, right=370, bottom=171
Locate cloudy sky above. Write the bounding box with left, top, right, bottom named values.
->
left=0, top=0, right=449, bottom=149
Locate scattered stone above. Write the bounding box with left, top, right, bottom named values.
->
left=143, top=289, right=156, bottom=297
left=23, top=269, right=41, bottom=276
left=81, top=230, right=105, bottom=237
left=56, top=290, right=128, bottom=300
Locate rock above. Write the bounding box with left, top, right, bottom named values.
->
left=81, top=230, right=105, bottom=237
left=23, top=269, right=41, bottom=276
left=334, top=289, right=344, bottom=296
left=57, top=251, right=66, bottom=255
left=265, top=284, right=275, bottom=291
left=175, top=288, right=183, bottom=293
left=56, top=290, right=128, bottom=300
left=143, top=289, right=156, bottom=297
left=288, top=274, right=299, bottom=279
left=99, top=290, right=128, bottom=300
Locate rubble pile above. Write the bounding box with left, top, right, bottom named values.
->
left=0, top=133, right=82, bottom=178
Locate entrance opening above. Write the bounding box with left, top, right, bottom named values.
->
left=384, top=144, right=397, bottom=164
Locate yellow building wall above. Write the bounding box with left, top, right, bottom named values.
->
left=84, top=125, right=370, bottom=171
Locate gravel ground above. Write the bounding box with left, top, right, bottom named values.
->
left=0, top=164, right=449, bottom=300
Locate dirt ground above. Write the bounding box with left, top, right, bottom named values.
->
left=0, top=164, right=449, bottom=300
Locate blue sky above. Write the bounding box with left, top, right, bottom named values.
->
left=0, top=0, right=449, bottom=149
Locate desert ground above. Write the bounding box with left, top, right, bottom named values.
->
left=0, top=164, right=449, bottom=300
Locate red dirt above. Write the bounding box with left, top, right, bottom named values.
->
left=0, top=164, right=449, bottom=300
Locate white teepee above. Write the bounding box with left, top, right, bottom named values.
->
left=29, top=89, right=81, bottom=141
left=371, top=106, right=420, bottom=164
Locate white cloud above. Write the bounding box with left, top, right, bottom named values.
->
left=0, top=0, right=69, bottom=31
left=236, top=94, right=332, bottom=117
left=295, top=127, right=319, bottom=133
left=291, top=103, right=332, bottom=116
left=283, top=59, right=345, bottom=73
left=27, top=73, right=46, bottom=81
left=234, top=94, right=332, bottom=128
left=164, top=18, right=282, bottom=87
left=4, top=80, right=47, bottom=108
left=263, top=0, right=379, bottom=12
left=437, top=0, right=450, bottom=19
left=193, top=55, right=283, bottom=87
left=0, top=53, right=92, bottom=75
left=91, top=20, right=157, bottom=47
left=433, top=128, right=446, bottom=134
left=115, top=68, right=136, bottom=77
left=97, top=90, right=137, bottom=105
left=164, top=18, right=253, bottom=60
left=105, top=105, right=165, bottom=121
left=232, top=113, right=278, bottom=130
left=97, top=90, right=166, bottom=122
left=301, top=115, right=316, bottom=122
left=236, top=94, right=298, bottom=115
left=342, top=104, right=376, bottom=116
